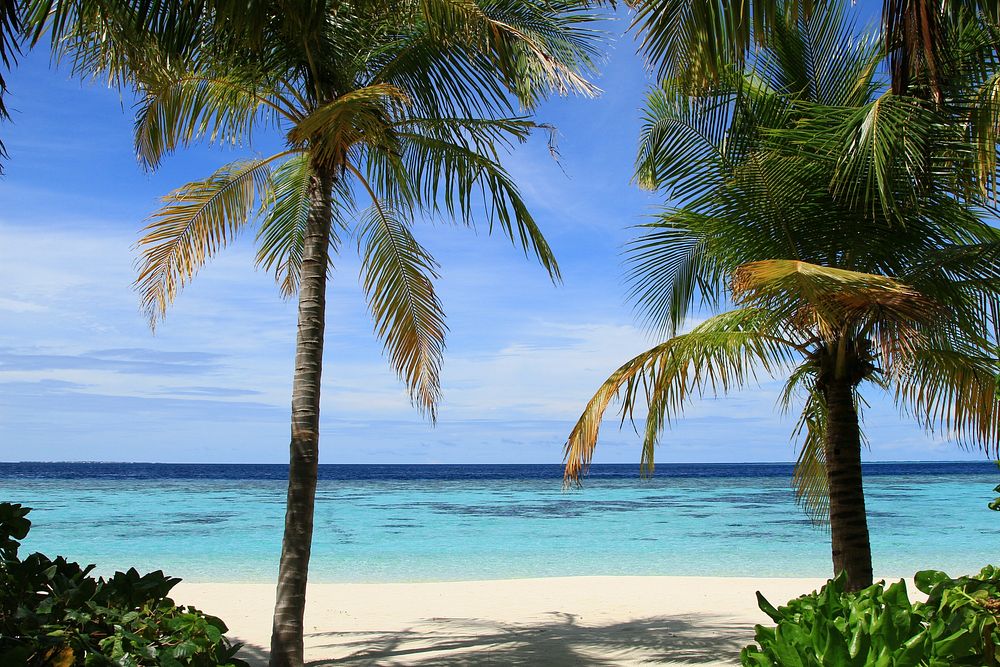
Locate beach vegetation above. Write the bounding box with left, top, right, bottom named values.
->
left=564, top=0, right=1000, bottom=592
left=0, top=502, right=247, bottom=667
left=24, top=1, right=603, bottom=664
left=742, top=566, right=1000, bottom=666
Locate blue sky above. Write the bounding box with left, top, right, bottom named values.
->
left=0, top=9, right=987, bottom=464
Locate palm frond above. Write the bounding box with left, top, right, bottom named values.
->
left=135, top=156, right=276, bottom=325
left=732, top=259, right=939, bottom=345
left=760, top=0, right=881, bottom=107
left=779, top=362, right=829, bottom=522
left=894, top=345, right=1000, bottom=456
left=368, top=129, right=561, bottom=281
left=625, top=213, right=725, bottom=337
left=564, top=307, right=804, bottom=484
left=256, top=154, right=353, bottom=297
left=357, top=198, right=447, bottom=420
left=635, top=81, right=733, bottom=196
left=135, top=72, right=293, bottom=170
left=288, top=84, right=409, bottom=168
left=419, top=0, right=601, bottom=102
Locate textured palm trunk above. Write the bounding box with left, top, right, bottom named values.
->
left=269, top=168, right=335, bottom=667
left=823, top=376, right=874, bottom=592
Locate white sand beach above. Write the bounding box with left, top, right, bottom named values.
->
left=178, top=576, right=842, bottom=666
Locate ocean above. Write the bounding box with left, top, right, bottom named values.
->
left=1, top=462, right=995, bottom=583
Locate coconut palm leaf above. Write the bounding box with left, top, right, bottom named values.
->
left=417, top=0, right=601, bottom=102
left=288, top=84, right=410, bottom=167
left=625, top=213, right=726, bottom=336
left=135, top=156, right=279, bottom=324
left=0, top=0, right=17, bottom=126
left=732, top=260, right=939, bottom=342
left=779, top=362, right=829, bottom=521
left=134, top=72, right=298, bottom=169
left=255, top=155, right=354, bottom=298
left=894, top=345, right=1000, bottom=455
left=564, top=307, right=804, bottom=483
left=371, top=129, right=561, bottom=280
left=357, top=195, right=447, bottom=420
left=635, top=81, right=734, bottom=196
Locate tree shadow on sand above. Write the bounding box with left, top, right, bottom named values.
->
left=287, top=612, right=753, bottom=666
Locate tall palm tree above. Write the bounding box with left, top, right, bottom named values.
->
left=33, top=1, right=601, bottom=665
left=563, top=2, right=1000, bottom=591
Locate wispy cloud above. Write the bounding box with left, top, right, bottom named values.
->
left=0, top=46, right=984, bottom=466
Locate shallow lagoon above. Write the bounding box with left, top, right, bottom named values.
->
left=1, top=462, right=995, bottom=582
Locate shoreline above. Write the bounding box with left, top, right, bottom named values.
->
left=177, top=575, right=854, bottom=666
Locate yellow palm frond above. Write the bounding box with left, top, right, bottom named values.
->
left=288, top=84, right=410, bottom=168
left=895, top=346, right=1000, bottom=456
left=564, top=307, right=804, bottom=484
left=135, top=73, right=296, bottom=170
left=356, top=193, right=447, bottom=421
left=135, top=156, right=280, bottom=325
left=732, top=259, right=938, bottom=345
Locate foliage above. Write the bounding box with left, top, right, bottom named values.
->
left=562, top=0, right=1000, bottom=524
left=0, top=502, right=247, bottom=667
left=25, top=0, right=602, bottom=420
left=741, top=566, right=1000, bottom=666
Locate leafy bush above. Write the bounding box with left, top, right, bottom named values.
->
left=741, top=566, right=1000, bottom=666
left=0, top=502, right=248, bottom=666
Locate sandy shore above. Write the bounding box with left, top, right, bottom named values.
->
left=176, top=576, right=844, bottom=666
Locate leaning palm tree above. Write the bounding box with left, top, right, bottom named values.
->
left=38, top=1, right=601, bottom=664
left=564, top=2, right=1000, bottom=591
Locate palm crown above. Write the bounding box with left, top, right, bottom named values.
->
left=67, top=0, right=601, bottom=417
left=563, top=1, right=1000, bottom=589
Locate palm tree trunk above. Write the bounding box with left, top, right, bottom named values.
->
left=823, top=376, right=874, bottom=592
left=269, top=168, right=335, bottom=667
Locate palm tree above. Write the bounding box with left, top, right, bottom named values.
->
left=0, top=0, right=18, bottom=168
left=33, top=1, right=601, bottom=664
left=563, top=2, right=1000, bottom=591
left=629, top=0, right=999, bottom=99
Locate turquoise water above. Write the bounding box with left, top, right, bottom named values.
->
left=1, top=463, right=996, bottom=582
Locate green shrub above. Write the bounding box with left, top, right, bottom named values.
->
left=741, top=566, right=1000, bottom=666
left=0, top=502, right=249, bottom=666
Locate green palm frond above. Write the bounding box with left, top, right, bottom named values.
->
left=394, top=116, right=535, bottom=159
left=776, top=94, right=937, bottom=220
left=760, top=1, right=881, bottom=107
left=894, top=345, right=1000, bottom=455
left=0, top=0, right=15, bottom=165
left=635, top=81, right=734, bottom=195
left=357, top=199, right=447, bottom=420
left=625, top=213, right=725, bottom=337
left=135, top=72, right=295, bottom=169
left=971, top=69, right=1000, bottom=198
left=564, top=307, right=804, bottom=484
left=135, top=156, right=278, bottom=324
left=255, top=155, right=353, bottom=297
left=421, top=0, right=600, bottom=101
left=372, top=129, right=561, bottom=281
left=779, top=362, right=829, bottom=522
